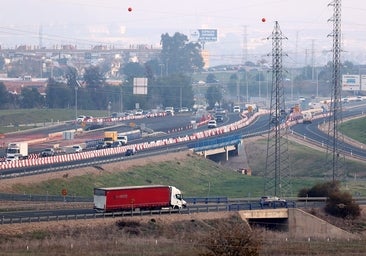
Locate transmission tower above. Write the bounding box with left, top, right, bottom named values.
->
left=264, top=21, right=291, bottom=197
left=325, top=0, right=346, bottom=181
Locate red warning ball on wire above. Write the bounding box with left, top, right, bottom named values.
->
left=128, top=7, right=132, bottom=12
left=261, top=17, right=266, bottom=22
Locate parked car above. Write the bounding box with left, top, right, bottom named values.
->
left=40, top=148, right=55, bottom=157
left=72, top=145, right=83, bottom=153
left=233, top=106, right=241, bottom=113
left=207, top=120, right=217, bottom=129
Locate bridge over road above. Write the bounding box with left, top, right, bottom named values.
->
left=238, top=208, right=355, bottom=239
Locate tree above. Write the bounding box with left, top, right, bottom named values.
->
left=206, top=85, right=223, bottom=109
left=45, top=78, right=73, bottom=108
left=0, top=82, right=10, bottom=109
left=151, top=74, right=194, bottom=108
left=65, top=66, right=79, bottom=87
left=20, top=87, right=44, bottom=108
left=206, top=73, right=218, bottom=84
left=160, top=32, right=204, bottom=75
left=227, top=73, right=239, bottom=96
left=83, top=65, right=108, bottom=110
left=121, top=62, right=146, bottom=82
left=83, top=65, right=105, bottom=88
left=0, top=56, right=5, bottom=71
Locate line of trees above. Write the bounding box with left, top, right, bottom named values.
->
left=0, top=32, right=204, bottom=112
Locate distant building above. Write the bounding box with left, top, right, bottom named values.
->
left=0, top=77, right=48, bottom=94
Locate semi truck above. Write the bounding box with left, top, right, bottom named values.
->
left=93, top=185, right=187, bottom=212
left=6, top=142, right=28, bottom=161
left=103, top=131, right=118, bottom=147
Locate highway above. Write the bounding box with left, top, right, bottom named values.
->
left=291, top=103, right=366, bottom=159
left=2, top=103, right=366, bottom=224
left=2, top=102, right=366, bottom=177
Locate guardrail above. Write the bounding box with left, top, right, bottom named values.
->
left=0, top=202, right=296, bottom=225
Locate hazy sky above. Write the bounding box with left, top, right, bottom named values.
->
left=1, top=0, right=365, bottom=65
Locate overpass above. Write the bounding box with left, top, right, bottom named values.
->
left=189, top=134, right=242, bottom=161
left=238, top=208, right=355, bottom=239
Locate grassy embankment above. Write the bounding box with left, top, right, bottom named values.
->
left=2, top=109, right=366, bottom=198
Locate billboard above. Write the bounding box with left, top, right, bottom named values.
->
left=361, top=75, right=366, bottom=91
left=190, top=29, right=218, bottom=42
left=133, top=77, right=148, bottom=95
left=342, top=75, right=360, bottom=91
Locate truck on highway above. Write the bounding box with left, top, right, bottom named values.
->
left=93, top=185, right=187, bottom=212
left=302, top=111, right=313, bottom=124
left=103, top=131, right=118, bottom=147
left=117, top=130, right=141, bottom=145
left=6, top=142, right=28, bottom=161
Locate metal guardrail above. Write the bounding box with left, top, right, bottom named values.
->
left=0, top=203, right=296, bottom=225
left=0, top=192, right=92, bottom=202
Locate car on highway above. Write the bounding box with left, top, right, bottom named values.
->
left=96, top=141, right=107, bottom=150
left=215, top=108, right=226, bottom=116
left=178, top=107, right=189, bottom=113
left=111, top=141, right=123, bottom=148
left=215, top=114, right=224, bottom=122
left=40, top=148, right=55, bottom=157
left=5, top=155, right=19, bottom=162
left=125, top=148, right=135, bottom=156
left=207, top=120, right=217, bottom=129
left=233, top=106, right=241, bottom=113
left=134, top=109, right=144, bottom=115
left=76, top=115, right=86, bottom=123
left=72, top=145, right=83, bottom=153
left=260, top=196, right=287, bottom=207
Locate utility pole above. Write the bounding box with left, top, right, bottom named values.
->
left=325, top=0, right=345, bottom=181
left=264, top=21, right=291, bottom=197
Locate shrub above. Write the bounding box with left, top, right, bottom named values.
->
left=198, top=215, right=261, bottom=256
left=298, top=181, right=340, bottom=197
left=325, top=191, right=361, bottom=219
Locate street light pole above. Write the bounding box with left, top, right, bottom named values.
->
left=74, top=85, right=78, bottom=131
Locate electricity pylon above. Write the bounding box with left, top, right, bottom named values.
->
left=325, top=0, right=346, bottom=181
left=264, top=21, right=291, bottom=197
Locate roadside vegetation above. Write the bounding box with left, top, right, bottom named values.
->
left=339, top=116, right=366, bottom=144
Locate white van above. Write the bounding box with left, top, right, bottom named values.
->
left=233, top=106, right=241, bottom=113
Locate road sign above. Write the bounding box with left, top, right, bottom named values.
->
left=198, top=29, right=217, bottom=42
left=342, top=75, right=360, bottom=91
left=133, top=77, right=148, bottom=95
left=190, top=29, right=218, bottom=42
left=61, top=188, right=68, bottom=196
